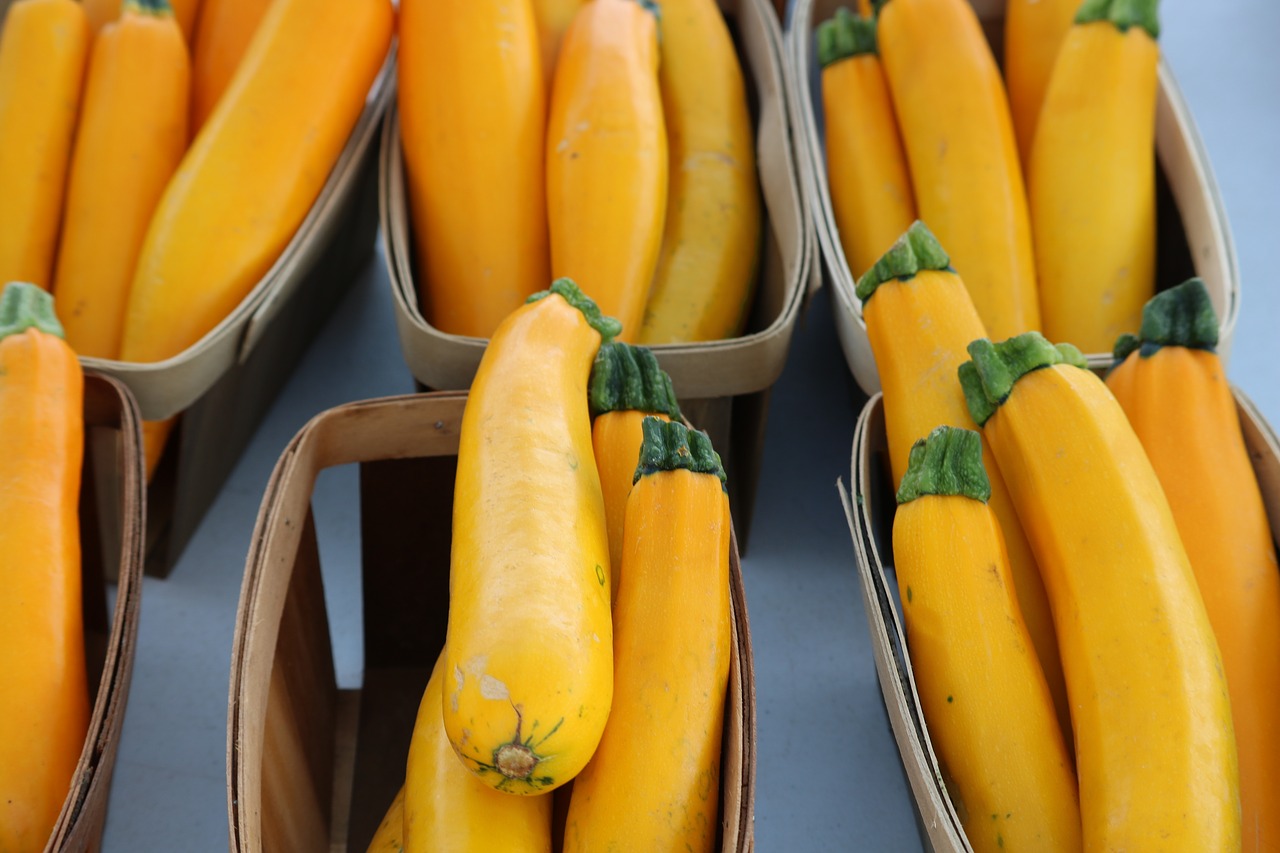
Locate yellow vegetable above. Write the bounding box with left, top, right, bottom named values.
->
left=1004, top=0, right=1080, bottom=166
left=443, top=279, right=619, bottom=795
left=876, top=0, right=1039, bottom=339
left=0, top=0, right=90, bottom=289
left=1029, top=0, right=1159, bottom=353
left=637, top=0, right=760, bottom=344
left=547, top=0, right=666, bottom=340
left=365, top=785, right=404, bottom=853
left=960, top=332, right=1240, bottom=850
left=892, top=426, right=1080, bottom=853
left=816, top=6, right=915, bottom=280
left=565, top=419, right=731, bottom=853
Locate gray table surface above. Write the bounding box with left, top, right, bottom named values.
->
left=101, top=1, right=1280, bottom=848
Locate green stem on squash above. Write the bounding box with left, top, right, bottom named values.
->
left=959, top=333, right=1088, bottom=427
left=895, top=425, right=991, bottom=505
left=855, top=220, right=952, bottom=304
left=0, top=282, right=65, bottom=341
left=528, top=278, right=623, bottom=343
left=588, top=342, right=681, bottom=420
left=1075, top=0, right=1160, bottom=40
left=818, top=7, right=878, bottom=68
left=1113, top=277, right=1219, bottom=362
left=634, top=417, right=726, bottom=489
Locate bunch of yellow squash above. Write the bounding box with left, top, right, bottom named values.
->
left=398, top=0, right=762, bottom=346
left=860, top=219, right=1280, bottom=852
left=821, top=0, right=1162, bottom=353
left=365, top=279, right=736, bottom=853
left=0, top=0, right=393, bottom=473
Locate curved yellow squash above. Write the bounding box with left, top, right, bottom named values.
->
left=54, top=0, right=189, bottom=359
left=876, top=0, right=1039, bottom=339
left=1003, top=0, right=1080, bottom=166
left=406, top=652, right=551, bottom=851
left=893, top=427, right=1080, bottom=853
left=547, top=0, right=665, bottom=341
left=636, top=0, right=760, bottom=344
left=531, top=0, right=584, bottom=89
left=0, top=0, right=89, bottom=289
left=399, top=0, right=548, bottom=338
left=1030, top=5, right=1159, bottom=353
left=565, top=419, right=730, bottom=853
left=443, top=280, right=618, bottom=795
left=961, top=334, right=1240, bottom=851
left=118, top=0, right=392, bottom=366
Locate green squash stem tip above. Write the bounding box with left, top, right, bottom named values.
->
left=855, top=220, right=952, bottom=304
left=1074, top=0, right=1160, bottom=40
left=527, top=278, right=623, bottom=343
left=634, top=417, right=727, bottom=489
left=817, top=7, right=878, bottom=68
left=0, top=282, right=65, bottom=341
left=1113, top=277, right=1219, bottom=362
left=896, top=426, right=991, bottom=505
left=958, top=333, right=1087, bottom=427
left=589, top=342, right=681, bottom=421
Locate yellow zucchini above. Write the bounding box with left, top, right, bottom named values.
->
left=893, top=426, right=1080, bottom=852
left=587, top=342, right=680, bottom=601
left=636, top=0, right=761, bottom=344
left=1030, top=0, right=1159, bottom=353
left=443, top=279, right=620, bottom=795
left=398, top=0, right=548, bottom=338
left=1003, top=0, right=1080, bottom=166
left=546, top=0, right=666, bottom=340
left=0, top=0, right=90, bottom=289
left=960, top=332, right=1240, bottom=850
left=876, top=0, right=1039, bottom=339
left=564, top=419, right=731, bottom=853
left=405, top=652, right=551, bottom=851
left=53, top=0, right=189, bottom=359
left=1106, top=280, right=1280, bottom=853
left=817, top=7, right=915, bottom=280
left=365, top=785, right=405, bottom=853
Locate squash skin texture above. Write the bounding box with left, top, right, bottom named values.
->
left=0, top=0, right=90, bottom=290
left=1107, top=344, right=1280, bottom=853
left=969, top=354, right=1241, bottom=851
left=84, top=0, right=199, bottom=41
left=0, top=284, right=89, bottom=853
left=189, top=0, right=273, bottom=134
left=1003, top=0, right=1080, bottom=167
left=876, top=0, right=1039, bottom=340
left=859, top=228, right=1070, bottom=749
left=531, top=0, right=585, bottom=90
left=118, top=0, right=393, bottom=366
left=636, top=0, right=761, bottom=345
left=547, top=0, right=666, bottom=341
left=1030, top=18, right=1158, bottom=353
left=564, top=442, right=730, bottom=852
left=819, top=11, right=915, bottom=281
left=405, top=653, right=551, bottom=851
left=893, top=430, right=1080, bottom=853
left=399, top=0, right=549, bottom=339
left=365, top=785, right=405, bottom=853
left=443, top=282, right=616, bottom=796
left=53, top=0, right=190, bottom=359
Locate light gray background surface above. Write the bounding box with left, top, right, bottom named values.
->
left=101, top=1, right=1279, bottom=848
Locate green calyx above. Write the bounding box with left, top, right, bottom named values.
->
left=588, top=342, right=681, bottom=420
left=1074, top=0, right=1160, bottom=40
left=855, top=221, right=952, bottom=304
left=818, top=7, right=878, bottom=68
left=895, top=426, right=991, bottom=505
left=1113, top=277, right=1219, bottom=362
left=634, top=417, right=727, bottom=490
left=958, top=333, right=1088, bottom=427
left=124, top=0, right=175, bottom=16
left=527, top=278, right=623, bottom=343
left=0, top=282, right=65, bottom=341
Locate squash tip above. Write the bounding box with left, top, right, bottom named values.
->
left=529, top=279, right=623, bottom=343
left=0, top=282, right=65, bottom=342
left=855, top=221, right=951, bottom=303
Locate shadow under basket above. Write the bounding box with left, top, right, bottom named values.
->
left=227, top=391, right=758, bottom=851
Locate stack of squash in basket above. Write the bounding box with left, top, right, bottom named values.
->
left=364, top=279, right=735, bottom=852
left=820, top=0, right=1160, bottom=354
left=860, top=217, right=1280, bottom=851
left=397, top=0, right=762, bottom=345
left=0, top=0, right=392, bottom=471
